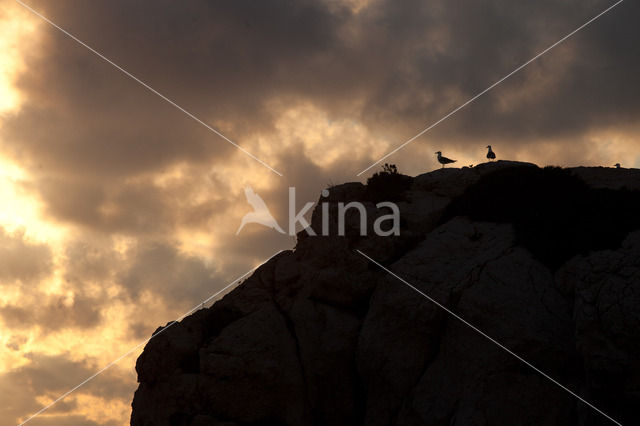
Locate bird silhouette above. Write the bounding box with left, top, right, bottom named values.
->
left=486, top=145, right=496, bottom=161
left=614, top=163, right=621, bottom=169
left=236, top=187, right=285, bottom=235
left=435, top=151, right=456, bottom=168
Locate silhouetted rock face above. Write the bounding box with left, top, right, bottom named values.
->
left=131, top=162, right=640, bottom=426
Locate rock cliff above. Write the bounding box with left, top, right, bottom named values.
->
left=131, top=161, right=640, bottom=426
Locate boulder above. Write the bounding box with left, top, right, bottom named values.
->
left=132, top=163, right=640, bottom=425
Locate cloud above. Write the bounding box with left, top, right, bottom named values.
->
left=0, top=352, right=133, bottom=425
left=116, top=240, right=219, bottom=303
left=3, top=0, right=638, bottom=237
left=1, top=0, right=639, bottom=424
left=0, top=226, right=53, bottom=285
left=0, top=293, right=102, bottom=331
left=3, top=0, right=350, bottom=177
left=14, top=164, right=235, bottom=235
left=0, top=232, right=223, bottom=334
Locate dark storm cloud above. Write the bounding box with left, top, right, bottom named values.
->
left=0, top=234, right=223, bottom=334
left=10, top=352, right=133, bottom=400
left=61, top=236, right=223, bottom=308
left=3, top=0, right=638, bottom=232
left=219, top=139, right=396, bottom=277
left=353, top=0, right=640, bottom=146
left=0, top=293, right=102, bottom=331
left=62, top=239, right=119, bottom=282
left=0, top=226, right=53, bottom=284
left=0, top=237, right=108, bottom=332
left=18, top=166, right=232, bottom=233
left=0, top=352, right=133, bottom=425
left=116, top=240, right=219, bottom=303
left=437, top=0, right=640, bottom=142
left=4, top=0, right=353, bottom=177
left=224, top=143, right=358, bottom=263
left=2, top=2, right=638, bottom=423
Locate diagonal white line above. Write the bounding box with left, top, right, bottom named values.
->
left=17, top=250, right=285, bottom=426
left=15, top=0, right=283, bottom=177
left=356, top=0, right=625, bottom=176
left=356, top=249, right=623, bottom=426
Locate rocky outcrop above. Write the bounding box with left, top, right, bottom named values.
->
left=131, top=161, right=640, bottom=425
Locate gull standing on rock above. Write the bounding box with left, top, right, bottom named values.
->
left=486, top=145, right=496, bottom=161
left=435, top=151, right=456, bottom=168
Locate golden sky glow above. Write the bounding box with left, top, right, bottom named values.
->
left=0, top=7, right=163, bottom=424
left=0, top=5, right=39, bottom=114
left=0, top=0, right=638, bottom=425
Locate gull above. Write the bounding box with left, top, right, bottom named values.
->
left=435, top=151, right=456, bottom=168
left=236, top=186, right=286, bottom=235
left=486, top=145, right=496, bottom=161
left=614, top=163, right=621, bottom=168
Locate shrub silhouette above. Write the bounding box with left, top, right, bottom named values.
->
left=366, top=163, right=412, bottom=202
left=445, top=165, right=640, bottom=270
left=382, top=163, right=398, bottom=174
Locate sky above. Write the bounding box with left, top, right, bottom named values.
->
left=0, top=0, right=638, bottom=424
